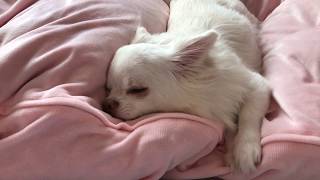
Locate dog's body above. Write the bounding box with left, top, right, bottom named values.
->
left=105, top=0, right=270, bottom=173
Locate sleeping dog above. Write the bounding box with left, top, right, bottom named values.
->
left=104, top=0, right=270, bottom=173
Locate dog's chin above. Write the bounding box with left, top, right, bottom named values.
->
left=111, top=112, right=136, bottom=121
left=110, top=110, right=145, bottom=121
left=115, top=109, right=164, bottom=121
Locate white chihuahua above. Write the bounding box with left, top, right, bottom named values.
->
left=104, top=0, right=270, bottom=173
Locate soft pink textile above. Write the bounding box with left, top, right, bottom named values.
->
left=0, top=0, right=224, bottom=179
left=1, top=0, right=320, bottom=180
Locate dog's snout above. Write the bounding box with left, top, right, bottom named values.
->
left=103, top=99, right=120, bottom=112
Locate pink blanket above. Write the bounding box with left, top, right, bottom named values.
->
left=0, top=0, right=319, bottom=179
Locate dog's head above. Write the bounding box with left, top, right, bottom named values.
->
left=104, top=27, right=218, bottom=120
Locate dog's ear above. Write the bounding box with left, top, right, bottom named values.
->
left=171, top=30, right=218, bottom=77
left=131, top=26, right=152, bottom=43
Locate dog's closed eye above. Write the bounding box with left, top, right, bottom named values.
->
left=126, top=87, right=149, bottom=97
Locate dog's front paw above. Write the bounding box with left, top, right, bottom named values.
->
left=232, top=138, right=261, bottom=173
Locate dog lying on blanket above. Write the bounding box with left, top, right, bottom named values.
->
left=104, top=0, right=270, bottom=173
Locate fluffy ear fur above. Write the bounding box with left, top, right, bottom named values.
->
left=131, top=26, right=152, bottom=44
left=171, top=30, right=218, bottom=76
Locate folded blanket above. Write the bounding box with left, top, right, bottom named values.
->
left=0, top=0, right=224, bottom=179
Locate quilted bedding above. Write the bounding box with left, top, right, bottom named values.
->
left=0, top=0, right=319, bottom=179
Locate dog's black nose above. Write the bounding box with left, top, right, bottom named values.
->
left=103, top=99, right=120, bottom=112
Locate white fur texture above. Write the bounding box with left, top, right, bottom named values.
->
left=105, top=0, right=270, bottom=173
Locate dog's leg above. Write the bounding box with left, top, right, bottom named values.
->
left=232, top=73, right=270, bottom=173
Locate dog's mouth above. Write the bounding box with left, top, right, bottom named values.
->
left=103, top=100, right=193, bottom=122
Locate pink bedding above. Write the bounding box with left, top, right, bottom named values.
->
left=0, top=0, right=319, bottom=179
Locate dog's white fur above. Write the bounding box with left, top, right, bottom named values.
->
left=105, top=0, right=270, bottom=173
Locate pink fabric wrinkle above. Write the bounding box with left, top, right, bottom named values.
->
left=0, top=0, right=37, bottom=27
